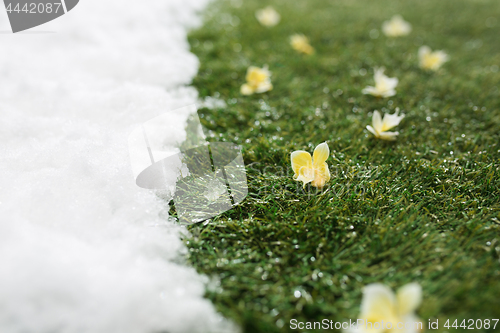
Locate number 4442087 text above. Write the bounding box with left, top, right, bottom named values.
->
left=444, top=319, right=498, bottom=330
left=6, top=3, right=62, bottom=14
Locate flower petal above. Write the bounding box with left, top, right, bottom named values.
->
left=366, top=125, right=378, bottom=136
left=396, top=283, right=422, bottom=316
left=254, top=81, right=273, bottom=93
left=418, top=45, right=431, bottom=59
left=381, top=111, right=404, bottom=131
left=378, top=131, right=399, bottom=141
left=373, top=68, right=386, bottom=84
left=245, top=66, right=258, bottom=81
left=362, top=86, right=378, bottom=96
left=240, top=84, right=254, bottom=95
left=360, top=284, right=399, bottom=328
left=255, top=6, right=280, bottom=27
left=372, top=111, right=383, bottom=133
left=312, top=142, right=329, bottom=165
left=372, top=69, right=398, bottom=97
left=381, top=21, right=392, bottom=36
left=385, top=77, right=399, bottom=90
left=380, top=89, right=397, bottom=98
left=311, top=162, right=330, bottom=188
left=261, top=64, right=271, bottom=76
left=435, top=51, right=449, bottom=63
left=291, top=151, right=312, bottom=176
left=430, top=51, right=449, bottom=70
left=296, top=166, right=315, bottom=188
left=382, top=15, right=412, bottom=37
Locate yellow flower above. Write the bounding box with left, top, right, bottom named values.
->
left=382, top=15, right=412, bottom=37
left=291, top=142, right=330, bottom=188
left=418, top=46, right=448, bottom=71
left=366, top=110, right=404, bottom=141
left=240, top=65, right=273, bottom=95
left=362, top=68, right=398, bottom=98
left=290, top=34, right=315, bottom=55
left=351, top=283, right=424, bottom=333
left=255, top=6, right=280, bottom=27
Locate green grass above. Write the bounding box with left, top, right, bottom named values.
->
left=181, top=0, right=500, bottom=331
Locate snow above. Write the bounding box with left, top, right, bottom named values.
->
left=0, top=1, right=238, bottom=332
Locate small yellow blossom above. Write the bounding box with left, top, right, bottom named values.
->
left=290, top=34, right=315, bottom=55
left=291, top=142, right=330, bottom=188
left=382, top=15, right=412, bottom=37
left=362, top=68, right=398, bottom=98
left=418, top=46, right=449, bottom=71
left=255, top=6, right=280, bottom=27
left=366, top=110, right=404, bottom=141
left=347, top=283, right=424, bottom=333
left=240, top=65, right=273, bottom=95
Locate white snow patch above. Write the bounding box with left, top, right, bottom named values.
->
left=0, top=0, right=238, bottom=332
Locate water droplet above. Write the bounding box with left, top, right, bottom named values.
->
left=486, top=17, right=498, bottom=28
left=233, top=43, right=242, bottom=52
left=369, top=29, right=379, bottom=39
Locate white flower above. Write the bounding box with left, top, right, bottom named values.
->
left=345, top=283, right=424, bottom=333
left=382, top=15, right=412, bottom=37
left=240, top=65, right=273, bottom=95
left=419, top=46, right=449, bottom=71
left=255, top=6, right=280, bottom=27
left=362, top=68, right=398, bottom=98
left=291, top=142, right=330, bottom=188
left=290, top=34, right=314, bottom=55
left=366, top=110, right=405, bottom=141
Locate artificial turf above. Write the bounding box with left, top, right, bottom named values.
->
left=179, top=0, right=500, bottom=331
